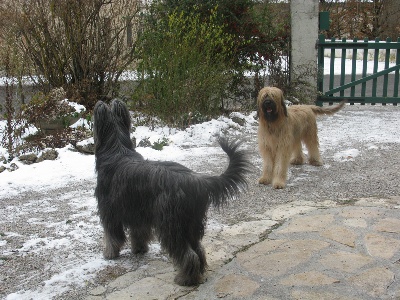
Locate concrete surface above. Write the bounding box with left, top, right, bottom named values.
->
left=86, top=196, right=400, bottom=300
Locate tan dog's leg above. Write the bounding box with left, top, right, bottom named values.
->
left=271, top=153, right=290, bottom=189
left=290, top=140, right=305, bottom=165
left=258, top=147, right=273, bottom=185
left=303, top=128, right=323, bottom=166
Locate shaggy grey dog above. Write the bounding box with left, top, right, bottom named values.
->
left=93, top=99, right=250, bottom=286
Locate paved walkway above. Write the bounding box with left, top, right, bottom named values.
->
left=86, top=197, right=400, bottom=300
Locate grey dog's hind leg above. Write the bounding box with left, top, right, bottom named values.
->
left=174, top=246, right=203, bottom=286
left=174, top=235, right=207, bottom=286
left=193, top=242, right=207, bottom=274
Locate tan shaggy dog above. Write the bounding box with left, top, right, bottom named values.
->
left=257, top=86, right=346, bottom=189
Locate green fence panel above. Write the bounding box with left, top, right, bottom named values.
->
left=316, top=34, right=400, bottom=106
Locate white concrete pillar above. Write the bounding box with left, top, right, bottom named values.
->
left=290, top=0, right=319, bottom=88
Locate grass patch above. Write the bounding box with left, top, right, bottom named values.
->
left=337, top=198, right=358, bottom=206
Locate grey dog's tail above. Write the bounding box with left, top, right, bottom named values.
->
left=205, top=137, right=251, bottom=208
left=310, top=100, right=346, bottom=116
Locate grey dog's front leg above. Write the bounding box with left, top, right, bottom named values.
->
left=103, top=224, right=125, bottom=259
left=130, top=225, right=152, bottom=254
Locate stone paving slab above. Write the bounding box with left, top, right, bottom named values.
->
left=87, top=197, right=400, bottom=300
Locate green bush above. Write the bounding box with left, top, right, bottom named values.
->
left=131, top=7, right=237, bottom=127
left=151, top=137, right=169, bottom=151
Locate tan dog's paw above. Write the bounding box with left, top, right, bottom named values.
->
left=272, top=180, right=286, bottom=189
left=309, top=159, right=323, bottom=166
left=258, top=177, right=271, bottom=185
left=290, top=156, right=305, bottom=165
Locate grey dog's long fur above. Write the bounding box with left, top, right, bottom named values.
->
left=93, top=99, right=250, bottom=286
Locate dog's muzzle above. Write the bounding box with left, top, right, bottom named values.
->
left=261, top=98, right=278, bottom=121
left=262, top=99, right=274, bottom=112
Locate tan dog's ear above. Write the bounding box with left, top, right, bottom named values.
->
left=257, top=88, right=266, bottom=105
left=257, top=88, right=267, bottom=118
left=277, top=89, right=288, bottom=117
left=281, top=98, right=288, bottom=117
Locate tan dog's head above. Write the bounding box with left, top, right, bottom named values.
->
left=257, top=87, right=288, bottom=122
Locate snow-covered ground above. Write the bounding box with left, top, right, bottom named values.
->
left=1, top=104, right=400, bottom=299
left=0, top=111, right=258, bottom=300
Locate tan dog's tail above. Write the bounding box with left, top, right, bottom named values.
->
left=310, top=100, right=346, bottom=116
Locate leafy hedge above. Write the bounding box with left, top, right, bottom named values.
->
left=131, top=7, right=237, bottom=127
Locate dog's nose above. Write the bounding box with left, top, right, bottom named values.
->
left=263, top=99, right=273, bottom=107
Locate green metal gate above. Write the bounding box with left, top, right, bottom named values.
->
left=316, top=34, right=400, bottom=106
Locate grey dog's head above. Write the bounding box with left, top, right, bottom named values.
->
left=110, top=99, right=131, bottom=134
left=257, top=87, right=288, bottom=122
left=93, top=99, right=133, bottom=154
left=93, top=101, right=112, bottom=148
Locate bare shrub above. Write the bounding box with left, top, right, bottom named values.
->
left=3, top=0, right=141, bottom=110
